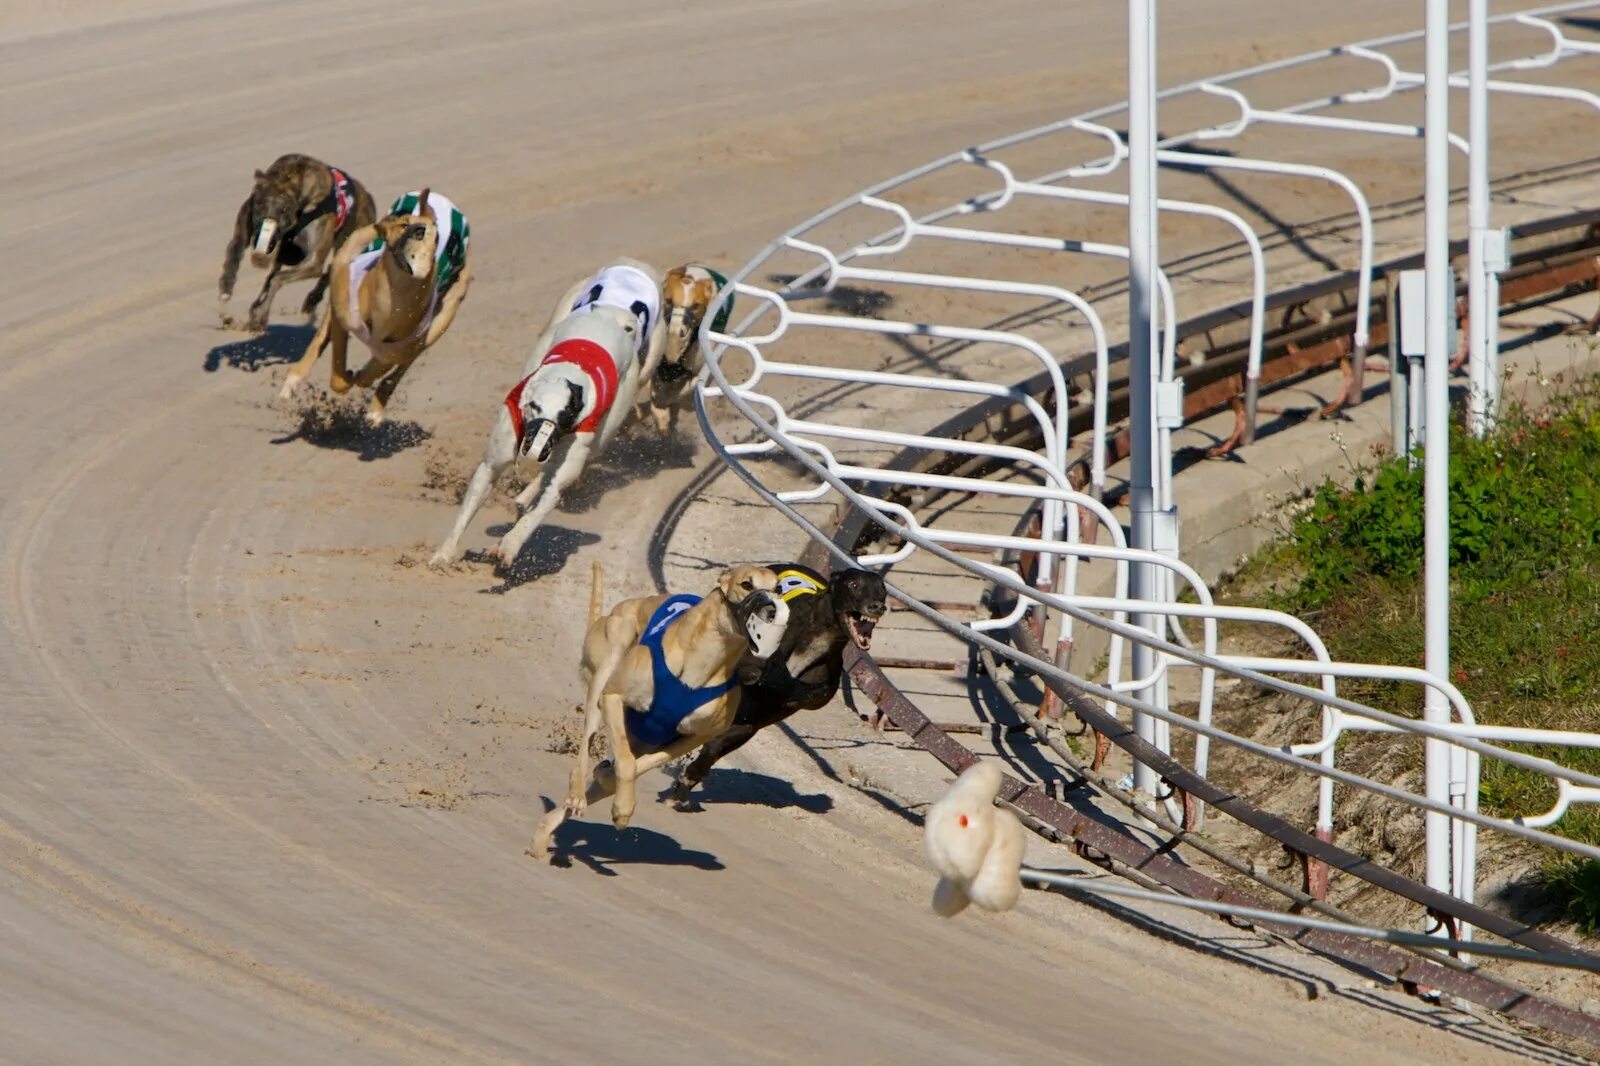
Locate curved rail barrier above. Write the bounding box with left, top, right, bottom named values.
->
left=682, top=3, right=1600, bottom=1044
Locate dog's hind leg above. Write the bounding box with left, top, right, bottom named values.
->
left=279, top=308, right=334, bottom=398
left=493, top=437, right=591, bottom=569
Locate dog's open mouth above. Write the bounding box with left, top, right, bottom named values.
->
left=845, top=611, right=878, bottom=650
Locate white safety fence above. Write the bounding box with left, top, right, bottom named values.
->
left=692, top=2, right=1600, bottom=946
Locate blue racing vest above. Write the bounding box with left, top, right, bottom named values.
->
left=626, top=594, right=733, bottom=749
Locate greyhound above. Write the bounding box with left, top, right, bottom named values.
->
left=637, top=263, right=732, bottom=436
left=218, top=153, right=376, bottom=332
left=529, top=562, right=790, bottom=859
left=279, top=189, right=472, bottom=425
left=429, top=258, right=663, bottom=571
left=671, top=562, right=886, bottom=805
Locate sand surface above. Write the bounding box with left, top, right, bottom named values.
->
left=0, top=2, right=1566, bottom=1062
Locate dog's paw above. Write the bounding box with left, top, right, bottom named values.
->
left=245, top=314, right=268, bottom=334
left=365, top=408, right=387, bottom=428
left=277, top=377, right=302, bottom=400
left=328, top=373, right=353, bottom=396
left=426, top=550, right=458, bottom=570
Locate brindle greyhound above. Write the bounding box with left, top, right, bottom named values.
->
left=279, top=189, right=472, bottom=425
left=218, top=153, right=376, bottom=332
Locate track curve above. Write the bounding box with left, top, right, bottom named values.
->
left=0, top=2, right=1563, bottom=1062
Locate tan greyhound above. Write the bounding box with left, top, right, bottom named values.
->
left=530, top=562, right=789, bottom=859
left=637, top=263, right=731, bottom=436
left=279, top=188, right=472, bottom=425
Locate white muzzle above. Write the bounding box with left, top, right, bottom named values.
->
left=522, top=419, right=558, bottom=462
left=252, top=219, right=278, bottom=256
left=740, top=591, right=790, bottom=660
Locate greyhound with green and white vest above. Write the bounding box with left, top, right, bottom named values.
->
left=279, top=189, right=472, bottom=425
left=638, top=263, right=733, bottom=436
left=429, top=257, right=664, bottom=572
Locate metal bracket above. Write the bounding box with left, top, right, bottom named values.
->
left=1483, top=226, right=1512, bottom=274
left=1151, top=506, right=1181, bottom=558
left=1154, top=379, right=1186, bottom=430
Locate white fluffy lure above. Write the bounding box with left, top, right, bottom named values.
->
left=923, top=761, right=1026, bottom=916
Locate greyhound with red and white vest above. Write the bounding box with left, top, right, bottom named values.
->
left=430, top=258, right=664, bottom=570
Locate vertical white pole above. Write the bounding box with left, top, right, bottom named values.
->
left=1128, top=0, right=1161, bottom=795
left=1423, top=0, right=1454, bottom=910
left=1466, top=0, right=1490, bottom=438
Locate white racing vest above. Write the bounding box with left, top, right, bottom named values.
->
left=570, top=264, right=659, bottom=359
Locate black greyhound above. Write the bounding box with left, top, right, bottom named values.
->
left=672, top=562, right=887, bottom=804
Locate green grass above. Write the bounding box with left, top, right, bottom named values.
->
left=1240, top=377, right=1600, bottom=930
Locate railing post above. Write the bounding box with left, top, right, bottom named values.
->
left=1128, top=0, right=1162, bottom=796
left=1423, top=0, right=1456, bottom=919
left=1467, top=0, right=1492, bottom=438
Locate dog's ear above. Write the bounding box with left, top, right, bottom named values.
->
left=556, top=379, right=585, bottom=430
left=417, top=189, right=435, bottom=218
left=717, top=569, right=734, bottom=599
left=254, top=169, right=266, bottom=181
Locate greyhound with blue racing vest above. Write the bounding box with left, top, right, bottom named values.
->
left=430, top=258, right=663, bottom=571
left=529, top=561, right=789, bottom=860
left=671, top=561, right=886, bottom=806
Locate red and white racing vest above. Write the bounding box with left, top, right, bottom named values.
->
left=504, top=337, right=620, bottom=444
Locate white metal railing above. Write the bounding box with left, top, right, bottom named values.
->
left=692, top=3, right=1600, bottom=947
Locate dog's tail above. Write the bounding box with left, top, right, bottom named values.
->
left=588, top=561, right=605, bottom=627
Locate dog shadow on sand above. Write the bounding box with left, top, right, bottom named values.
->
left=477, top=524, right=601, bottom=593
left=538, top=800, right=725, bottom=876
left=204, top=323, right=314, bottom=373
left=270, top=396, right=432, bottom=462
left=661, top=767, right=833, bottom=815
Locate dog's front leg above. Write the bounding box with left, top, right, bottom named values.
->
left=330, top=321, right=363, bottom=394
left=494, top=437, right=590, bottom=568
left=431, top=414, right=518, bottom=567
left=367, top=359, right=414, bottom=426
left=247, top=260, right=290, bottom=333
left=219, top=197, right=252, bottom=320
left=279, top=308, right=333, bottom=399
left=422, top=266, right=472, bottom=348
left=512, top=475, right=542, bottom=513
left=598, top=692, right=639, bottom=829
left=301, top=269, right=331, bottom=318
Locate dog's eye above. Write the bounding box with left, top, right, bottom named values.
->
left=407, top=225, right=426, bottom=240
left=739, top=578, right=753, bottom=591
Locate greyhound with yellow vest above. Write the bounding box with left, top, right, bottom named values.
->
left=430, top=258, right=664, bottom=571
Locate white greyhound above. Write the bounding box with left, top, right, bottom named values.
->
left=429, top=258, right=664, bottom=570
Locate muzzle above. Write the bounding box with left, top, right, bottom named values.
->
left=520, top=419, right=559, bottom=462
left=252, top=219, right=279, bottom=257
left=736, top=590, right=790, bottom=659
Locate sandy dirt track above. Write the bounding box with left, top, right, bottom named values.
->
left=0, top=2, right=1557, bottom=1062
